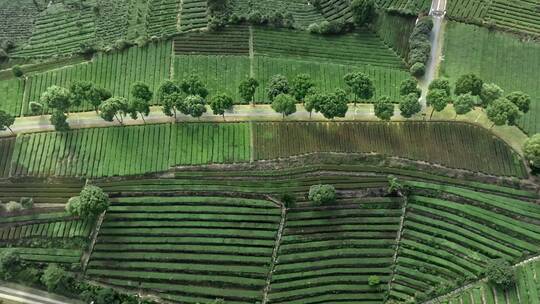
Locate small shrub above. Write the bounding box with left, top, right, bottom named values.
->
left=368, top=275, right=380, bottom=286
left=20, top=197, right=34, bottom=209
left=308, top=184, right=336, bottom=205
left=5, top=201, right=22, bottom=213
left=12, top=65, right=23, bottom=77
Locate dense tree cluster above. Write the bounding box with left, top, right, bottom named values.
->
left=408, top=17, right=433, bottom=77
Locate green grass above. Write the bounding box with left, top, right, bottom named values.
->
left=441, top=21, right=540, bottom=135
left=9, top=123, right=251, bottom=178
left=252, top=121, right=527, bottom=177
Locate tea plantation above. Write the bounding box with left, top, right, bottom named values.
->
left=0, top=0, right=539, bottom=304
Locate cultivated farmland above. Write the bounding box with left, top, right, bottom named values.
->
left=24, top=41, right=172, bottom=114
left=230, top=0, right=325, bottom=27
left=11, top=3, right=96, bottom=58
left=442, top=22, right=540, bottom=134
left=9, top=123, right=251, bottom=178
left=252, top=121, right=526, bottom=177
left=268, top=197, right=402, bottom=303
left=435, top=260, right=540, bottom=304
left=88, top=195, right=281, bottom=304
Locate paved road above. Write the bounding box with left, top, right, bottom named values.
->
left=419, top=0, right=448, bottom=107
left=0, top=104, right=407, bottom=137
left=0, top=285, right=76, bottom=304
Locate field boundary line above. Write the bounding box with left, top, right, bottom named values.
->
left=176, top=0, right=183, bottom=32
left=261, top=196, right=286, bottom=304
left=388, top=195, right=408, bottom=294
left=249, top=26, right=254, bottom=77
left=20, top=77, right=28, bottom=117
left=249, top=121, right=255, bottom=162
left=81, top=209, right=106, bottom=273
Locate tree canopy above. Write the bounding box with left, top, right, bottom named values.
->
left=428, top=79, right=452, bottom=96
left=182, top=95, right=207, bottom=118
left=0, top=110, right=15, bottom=135
left=210, top=93, right=234, bottom=118
left=523, top=134, right=540, bottom=169
left=486, top=98, right=520, bottom=127
left=267, top=74, right=290, bottom=101
left=50, top=110, right=70, bottom=131
left=162, top=92, right=185, bottom=119
left=453, top=93, right=475, bottom=117
left=157, top=80, right=181, bottom=101
left=399, top=78, right=421, bottom=98
left=40, top=86, right=71, bottom=111
left=271, top=93, right=296, bottom=118
left=426, top=88, right=449, bottom=119
left=506, top=91, right=530, bottom=113
left=454, top=74, right=483, bottom=96
left=480, top=83, right=504, bottom=108
left=308, top=184, right=336, bottom=205
left=399, top=93, right=422, bottom=118
left=291, top=74, right=315, bottom=102
left=344, top=72, right=374, bottom=104
left=373, top=96, right=394, bottom=121
left=181, top=75, right=209, bottom=98
left=319, top=89, right=349, bottom=119
left=66, top=185, right=109, bottom=218
left=350, top=0, right=374, bottom=26
left=99, top=97, right=129, bottom=124
left=238, top=77, right=259, bottom=104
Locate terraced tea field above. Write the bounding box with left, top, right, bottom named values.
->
left=24, top=40, right=172, bottom=114
left=0, top=121, right=526, bottom=179
left=12, top=4, right=96, bottom=58
left=253, top=27, right=406, bottom=69
left=442, top=22, right=540, bottom=135
left=230, top=0, right=325, bottom=27
left=252, top=121, right=526, bottom=177
left=9, top=123, right=251, bottom=178
left=88, top=195, right=282, bottom=304
left=447, top=0, right=540, bottom=36
left=83, top=164, right=539, bottom=303
left=436, top=260, right=540, bottom=304
left=268, top=197, right=402, bottom=304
